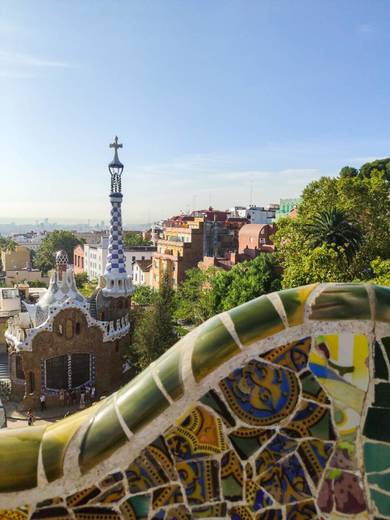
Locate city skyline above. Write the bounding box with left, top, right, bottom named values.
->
left=1, top=1, right=390, bottom=223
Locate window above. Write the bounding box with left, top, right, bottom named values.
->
left=71, top=353, right=90, bottom=388
left=45, top=353, right=93, bottom=390
left=45, top=355, right=68, bottom=389
left=15, top=355, right=24, bottom=380
left=75, top=322, right=81, bottom=335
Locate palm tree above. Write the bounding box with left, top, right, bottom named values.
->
left=303, top=208, right=363, bottom=263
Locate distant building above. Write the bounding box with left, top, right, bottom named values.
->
left=74, top=230, right=108, bottom=245
left=132, top=259, right=152, bottom=286
left=73, top=244, right=85, bottom=274
left=238, top=223, right=276, bottom=258
left=229, top=205, right=276, bottom=224
left=0, top=288, right=21, bottom=319
left=151, top=218, right=205, bottom=289
left=83, top=239, right=156, bottom=281
left=1, top=245, right=31, bottom=271
left=274, top=198, right=300, bottom=221
left=4, top=270, right=49, bottom=287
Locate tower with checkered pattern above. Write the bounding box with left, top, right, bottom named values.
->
left=102, top=136, right=133, bottom=298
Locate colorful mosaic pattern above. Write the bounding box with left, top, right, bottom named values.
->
left=0, top=283, right=390, bottom=518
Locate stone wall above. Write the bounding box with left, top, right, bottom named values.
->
left=0, top=283, right=389, bottom=518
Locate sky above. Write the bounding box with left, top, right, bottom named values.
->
left=1, top=1, right=390, bottom=225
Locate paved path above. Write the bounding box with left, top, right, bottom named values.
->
left=3, top=401, right=99, bottom=429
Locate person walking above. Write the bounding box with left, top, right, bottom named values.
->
left=27, top=409, right=34, bottom=426
left=40, top=392, right=46, bottom=412
left=79, top=388, right=86, bottom=410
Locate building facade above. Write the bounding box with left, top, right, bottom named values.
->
left=1, top=245, right=31, bottom=271
left=238, top=223, right=276, bottom=258
left=5, top=137, right=134, bottom=409
left=73, top=244, right=85, bottom=274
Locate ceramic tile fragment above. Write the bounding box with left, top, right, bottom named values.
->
left=229, top=295, right=285, bottom=346
left=220, top=359, right=300, bottom=426
left=191, top=316, right=240, bottom=382
left=261, top=337, right=311, bottom=372
left=309, top=284, right=370, bottom=321
left=165, top=405, right=227, bottom=460
left=277, top=284, right=317, bottom=326
left=0, top=426, right=45, bottom=492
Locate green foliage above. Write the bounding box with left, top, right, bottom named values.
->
left=0, top=238, right=17, bottom=271
left=75, top=272, right=89, bottom=288
left=370, top=258, right=390, bottom=287
left=132, top=285, right=156, bottom=306
left=79, top=279, right=98, bottom=298
left=303, top=208, right=362, bottom=263
left=174, top=267, right=217, bottom=325
left=35, top=231, right=82, bottom=274
left=174, top=254, right=282, bottom=325
left=274, top=158, right=390, bottom=288
left=132, top=274, right=178, bottom=372
left=27, top=279, right=48, bottom=288
left=0, top=237, right=17, bottom=252
left=123, top=231, right=151, bottom=248
left=211, top=254, right=282, bottom=313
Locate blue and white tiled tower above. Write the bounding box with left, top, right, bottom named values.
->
left=102, top=136, right=133, bottom=297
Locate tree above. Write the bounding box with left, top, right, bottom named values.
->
left=212, top=254, right=282, bottom=312
left=174, top=255, right=282, bottom=325
left=0, top=237, right=17, bottom=271
left=274, top=158, right=390, bottom=287
left=174, top=268, right=217, bottom=326
left=303, top=208, right=362, bottom=263
left=370, top=258, right=390, bottom=287
left=123, top=231, right=151, bottom=248
left=132, top=274, right=178, bottom=371
left=75, top=272, right=89, bottom=289
left=35, top=231, right=82, bottom=274
left=132, top=285, right=156, bottom=306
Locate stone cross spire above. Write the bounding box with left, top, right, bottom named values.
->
left=102, top=137, right=133, bottom=297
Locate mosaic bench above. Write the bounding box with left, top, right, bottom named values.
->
left=0, top=283, right=389, bottom=519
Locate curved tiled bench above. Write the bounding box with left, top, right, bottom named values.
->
left=1, top=283, right=390, bottom=519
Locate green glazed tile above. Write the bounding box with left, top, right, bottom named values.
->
left=121, top=494, right=150, bottom=518
left=79, top=397, right=127, bottom=474
left=154, top=345, right=183, bottom=400
left=368, top=472, right=390, bottom=492
left=229, top=295, right=284, bottom=347
left=374, top=383, right=390, bottom=408
left=381, top=337, right=390, bottom=363
left=278, top=284, right=317, bottom=327
left=117, top=367, right=170, bottom=433
left=364, top=408, right=390, bottom=442
left=0, top=425, right=45, bottom=492
left=42, top=406, right=94, bottom=482
left=364, top=442, right=390, bottom=473
left=309, top=284, right=370, bottom=321
left=373, top=285, right=390, bottom=323
left=374, top=342, right=389, bottom=380
left=192, top=316, right=240, bottom=382
left=200, top=389, right=236, bottom=427
left=370, top=488, right=390, bottom=516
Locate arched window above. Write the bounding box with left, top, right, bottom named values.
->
left=75, top=322, right=81, bottom=335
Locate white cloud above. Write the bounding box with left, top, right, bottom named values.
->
left=0, top=50, right=73, bottom=74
